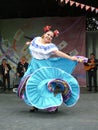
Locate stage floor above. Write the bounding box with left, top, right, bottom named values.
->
left=0, top=88, right=98, bottom=130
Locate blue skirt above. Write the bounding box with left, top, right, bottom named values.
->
left=18, top=57, right=79, bottom=109
left=23, top=57, right=78, bottom=77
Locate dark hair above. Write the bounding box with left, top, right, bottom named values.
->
left=2, top=58, right=7, bottom=61
left=90, top=53, right=95, bottom=56
left=2, top=58, right=7, bottom=64
left=43, top=25, right=59, bottom=37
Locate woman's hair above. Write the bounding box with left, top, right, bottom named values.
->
left=2, top=58, right=7, bottom=62
left=43, top=25, right=59, bottom=37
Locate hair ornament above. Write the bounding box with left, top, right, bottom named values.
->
left=43, top=25, right=51, bottom=32
left=54, top=30, right=59, bottom=37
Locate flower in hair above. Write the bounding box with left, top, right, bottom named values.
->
left=54, top=30, right=59, bottom=37
left=43, top=25, right=51, bottom=32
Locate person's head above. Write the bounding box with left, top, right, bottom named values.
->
left=20, top=56, right=27, bottom=63
left=2, top=58, right=7, bottom=65
left=42, top=25, right=59, bottom=43
left=90, top=53, right=95, bottom=59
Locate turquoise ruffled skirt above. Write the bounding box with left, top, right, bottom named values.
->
left=18, top=57, right=79, bottom=110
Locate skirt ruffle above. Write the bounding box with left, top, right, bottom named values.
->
left=24, top=67, right=79, bottom=109
left=18, top=57, right=79, bottom=109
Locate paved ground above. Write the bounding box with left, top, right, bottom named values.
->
left=0, top=88, right=98, bottom=130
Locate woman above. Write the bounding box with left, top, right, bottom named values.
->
left=17, top=25, right=84, bottom=113
left=13, top=56, right=29, bottom=93
left=17, top=56, right=28, bottom=78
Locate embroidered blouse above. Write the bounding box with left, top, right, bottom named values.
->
left=29, top=37, right=58, bottom=59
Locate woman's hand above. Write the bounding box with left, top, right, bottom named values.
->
left=26, top=41, right=31, bottom=45
left=72, top=56, right=83, bottom=62
left=71, top=56, right=78, bottom=61
left=17, top=73, right=20, bottom=77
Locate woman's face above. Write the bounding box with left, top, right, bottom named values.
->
left=20, top=57, right=26, bottom=63
left=2, top=60, right=7, bottom=65
left=90, top=55, right=95, bottom=59
left=43, top=31, right=54, bottom=43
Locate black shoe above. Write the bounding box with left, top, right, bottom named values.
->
left=54, top=108, right=58, bottom=113
left=30, top=107, right=38, bottom=112
left=3, top=89, right=6, bottom=93
left=94, top=90, right=97, bottom=93
left=88, top=89, right=92, bottom=91
left=4, top=89, right=6, bottom=91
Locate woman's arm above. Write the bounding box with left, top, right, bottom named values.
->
left=53, top=50, right=78, bottom=61
left=26, top=41, right=31, bottom=45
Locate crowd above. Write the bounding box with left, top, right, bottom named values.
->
left=0, top=56, right=28, bottom=92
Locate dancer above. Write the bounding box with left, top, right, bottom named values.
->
left=17, top=25, right=86, bottom=113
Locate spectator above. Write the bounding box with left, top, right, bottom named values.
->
left=17, top=56, right=28, bottom=78
left=0, top=58, right=11, bottom=91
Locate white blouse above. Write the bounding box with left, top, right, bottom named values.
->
left=29, top=37, right=58, bottom=59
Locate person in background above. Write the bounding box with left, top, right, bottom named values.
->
left=0, top=58, right=11, bottom=91
left=17, top=56, right=28, bottom=78
left=13, top=56, right=28, bottom=93
left=0, top=67, right=3, bottom=92
left=84, top=53, right=98, bottom=92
